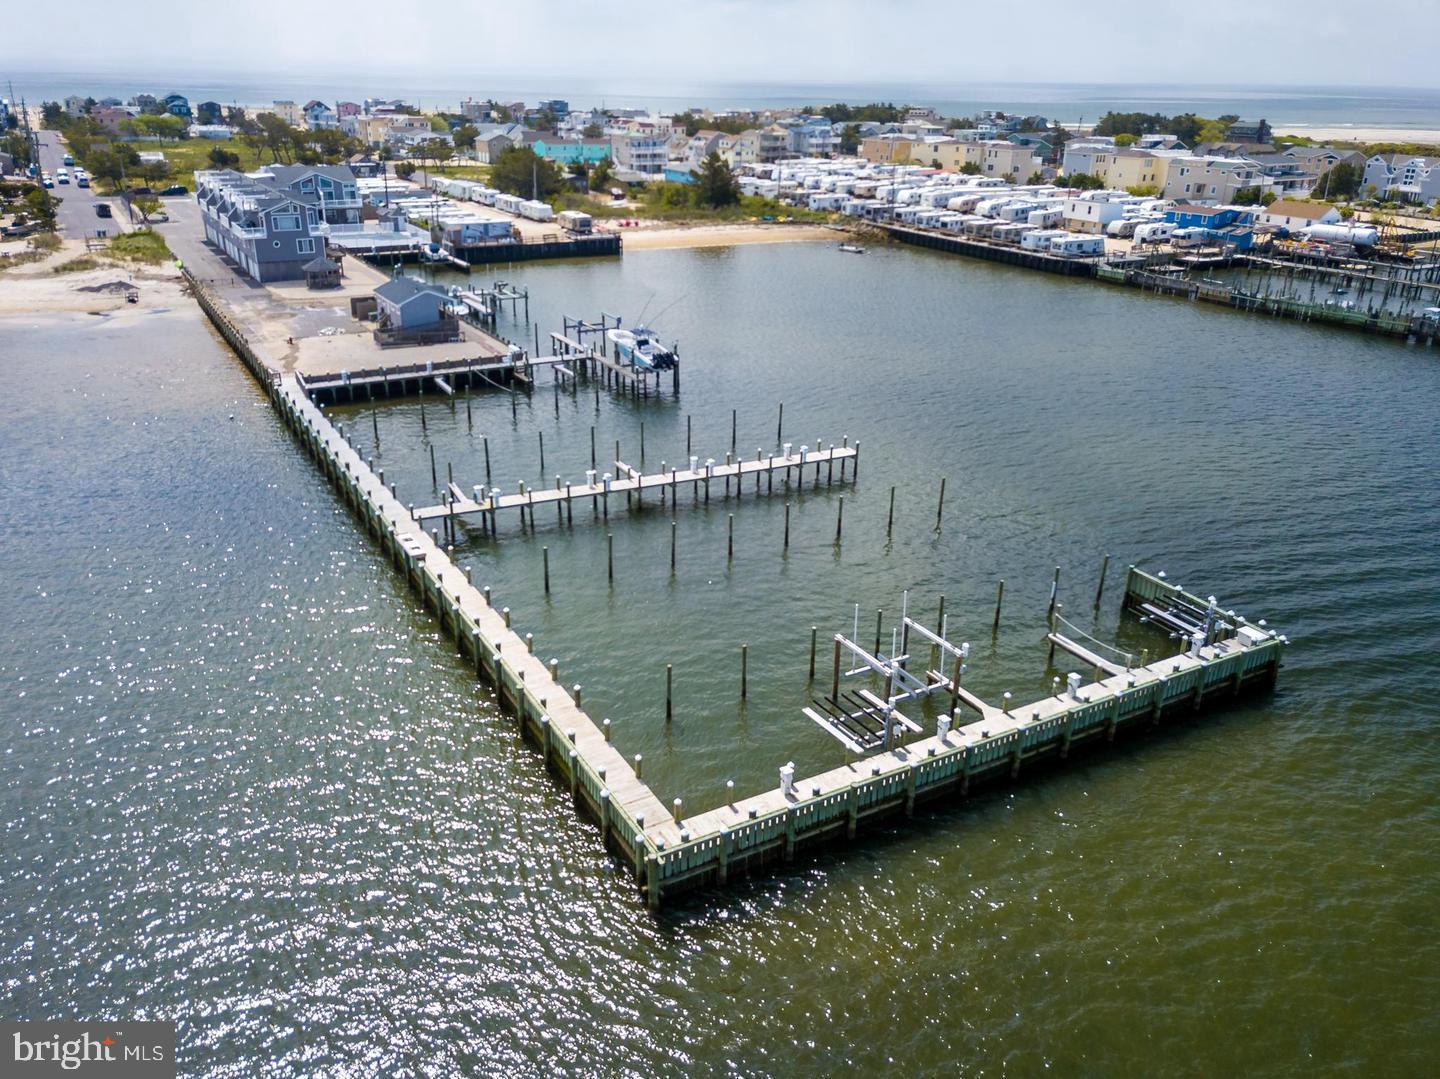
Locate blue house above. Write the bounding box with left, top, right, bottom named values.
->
left=162, top=93, right=192, bottom=118
left=1164, top=204, right=1255, bottom=230
left=663, top=166, right=696, bottom=184
left=530, top=138, right=611, bottom=166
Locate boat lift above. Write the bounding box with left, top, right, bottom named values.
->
left=804, top=593, right=972, bottom=754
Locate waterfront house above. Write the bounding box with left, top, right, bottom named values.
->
left=269, top=100, right=304, bottom=126
left=611, top=133, right=668, bottom=176
left=758, top=124, right=792, bottom=163
left=1362, top=153, right=1440, bottom=203
left=162, top=94, right=192, bottom=118
left=1061, top=139, right=1116, bottom=176
left=531, top=138, right=611, bottom=166
left=1164, top=204, right=1255, bottom=230
left=1259, top=199, right=1341, bottom=232
left=1282, top=145, right=1365, bottom=174
left=304, top=101, right=339, bottom=130
left=374, top=277, right=451, bottom=330
left=196, top=169, right=332, bottom=282
left=258, top=164, right=363, bottom=227
left=1225, top=119, right=1272, bottom=144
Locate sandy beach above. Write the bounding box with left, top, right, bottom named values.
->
left=617, top=223, right=840, bottom=250
left=0, top=241, right=187, bottom=318
left=1273, top=126, right=1440, bottom=145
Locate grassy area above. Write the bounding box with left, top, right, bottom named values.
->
left=554, top=187, right=831, bottom=225
left=107, top=228, right=172, bottom=264
left=52, top=255, right=104, bottom=273
left=417, top=164, right=493, bottom=182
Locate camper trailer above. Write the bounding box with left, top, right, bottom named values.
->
left=557, top=210, right=593, bottom=234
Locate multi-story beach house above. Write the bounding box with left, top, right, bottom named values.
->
left=195, top=165, right=359, bottom=282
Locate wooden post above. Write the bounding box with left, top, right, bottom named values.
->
left=686, top=414, right=692, bottom=455
left=727, top=514, right=734, bottom=561
left=429, top=443, right=437, bottom=488
left=933, top=595, right=946, bottom=666
left=670, top=519, right=677, bottom=574
left=874, top=608, right=883, bottom=656
left=665, top=663, right=673, bottom=722
left=483, top=436, right=491, bottom=486
left=371, top=409, right=379, bottom=444
left=935, top=476, right=947, bottom=532
left=740, top=643, right=748, bottom=699
left=783, top=501, right=791, bottom=550
left=887, top=485, right=895, bottom=537
left=809, top=625, right=818, bottom=680
left=835, top=496, right=844, bottom=543
left=1094, top=553, right=1110, bottom=609
left=993, top=579, right=1005, bottom=630
left=607, top=532, right=614, bottom=583
left=543, top=546, right=550, bottom=595
left=731, top=408, right=737, bottom=452
left=640, top=420, right=645, bottom=464
left=1048, top=566, right=1061, bottom=626
left=949, top=648, right=964, bottom=715
left=538, top=431, right=545, bottom=474
left=590, top=425, right=596, bottom=468
left=776, top=401, right=784, bottom=442
left=831, top=634, right=842, bottom=702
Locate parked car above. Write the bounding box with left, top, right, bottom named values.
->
left=158, top=185, right=189, bottom=197
left=63, top=153, right=74, bottom=166
left=41, top=175, right=54, bottom=188
left=95, top=203, right=112, bottom=218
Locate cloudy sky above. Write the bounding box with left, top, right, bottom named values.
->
left=7, top=0, right=1437, bottom=89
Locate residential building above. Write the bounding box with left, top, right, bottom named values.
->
left=1362, top=153, right=1440, bottom=203
left=1282, top=146, right=1365, bottom=174
left=259, top=164, right=363, bottom=226
left=530, top=138, right=611, bottom=166
left=1164, top=204, right=1255, bottom=230
left=611, top=133, right=668, bottom=176
left=1061, top=139, right=1116, bottom=176
left=196, top=101, right=224, bottom=125
left=269, top=100, right=304, bottom=126
left=1008, top=132, right=1055, bottom=163
left=860, top=133, right=916, bottom=164
left=91, top=105, right=137, bottom=136
left=788, top=118, right=837, bottom=156
left=1259, top=199, right=1341, bottom=232
left=337, top=101, right=362, bottom=119
left=1246, top=153, right=1319, bottom=197
left=351, top=113, right=432, bottom=149
left=131, top=94, right=157, bottom=111
left=63, top=95, right=87, bottom=118
left=1162, top=156, right=1265, bottom=202
left=1225, top=118, right=1272, bottom=144
left=537, top=99, right=570, bottom=117
left=304, top=101, right=339, bottom=130
left=683, top=130, right=725, bottom=168
left=161, top=94, right=192, bottom=118
left=977, top=140, right=1041, bottom=179
left=758, top=124, right=792, bottom=163
left=195, top=168, right=337, bottom=282
left=473, top=123, right=528, bottom=163
left=1091, top=149, right=1166, bottom=191
left=718, top=130, right=760, bottom=167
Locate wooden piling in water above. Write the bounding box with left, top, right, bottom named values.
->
left=993, top=579, right=1005, bottom=630
left=809, top=625, right=818, bottom=680
left=887, top=486, right=895, bottom=537
left=835, top=496, right=844, bottom=543
left=728, top=513, right=734, bottom=561
left=429, top=444, right=437, bottom=488
left=1094, top=553, right=1110, bottom=609
left=607, top=533, right=614, bottom=583
left=784, top=501, right=791, bottom=550
left=665, top=663, right=673, bottom=722
left=935, top=477, right=947, bottom=531
left=740, top=643, right=748, bottom=699
left=543, top=546, right=551, bottom=594
left=670, top=519, right=677, bottom=574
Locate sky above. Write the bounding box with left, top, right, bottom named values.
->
left=6, top=0, right=1439, bottom=91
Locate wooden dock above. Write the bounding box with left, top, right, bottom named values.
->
left=411, top=443, right=860, bottom=531
left=183, top=267, right=1288, bottom=911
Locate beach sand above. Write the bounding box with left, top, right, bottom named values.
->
left=618, top=223, right=839, bottom=250
left=1273, top=126, right=1440, bottom=145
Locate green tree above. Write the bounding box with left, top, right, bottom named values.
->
left=1026, top=170, right=1045, bottom=184
left=489, top=146, right=565, bottom=199
left=1064, top=172, right=1104, bottom=190
left=256, top=113, right=296, bottom=163
left=1313, top=161, right=1361, bottom=200
left=582, top=122, right=604, bottom=139
left=41, top=102, right=65, bottom=128
left=959, top=161, right=981, bottom=175
left=588, top=157, right=614, bottom=192
left=695, top=151, right=739, bottom=208
left=568, top=159, right=589, bottom=182
left=429, top=114, right=450, bottom=133
left=1125, top=184, right=1160, bottom=197
left=838, top=125, right=859, bottom=155
left=1114, top=133, right=1136, bottom=147
left=452, top=124, right=478, bottom=151
left=1233, top=186, right=1264, bottom=205
left=394, top=161, right=417, bottom=180
left=132, top=194, right=163, bottom=222
left=207, top=145, right=241, bottom=169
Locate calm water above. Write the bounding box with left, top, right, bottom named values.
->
left=2, top=244, right=1439, bottom=1076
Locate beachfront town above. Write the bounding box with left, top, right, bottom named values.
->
left=4, top=86, right=1440, bottom=358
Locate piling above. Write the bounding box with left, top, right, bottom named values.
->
left=1047, top=566, right=1061, bottom=625
left=784, top=501, right=791, bottom=550
left=483, top=436, right=492, bottom=485
left=665, top=663, right=673, bottom=722
left=429, top=444, right=437, bottom=488
left=607, top=533, right=614, bottom=583
left=371, top=410, right=379, bottom=444
left=777, top=402, right=784, bottom=442
left=887, top=486, right=896, bottom=537
left=740, top=643, right=748, bottom=699
left=835, top=496, right=844, bottom=544
left=935, top=477, right=947, bottom=532
left=993, top=579, right=1005, bottom=630
left=539, top=431, right=545, bottom=474
left=1094, top=553, right=1110, bottom=609
left=874, top=608, right=883, bottom=655
left=731, top=408, right=737, bottom=452
left=686, top=414, right=692, bottom=455
left=543, top=546, right=551, bottom=595
left=590, top=425, right=596, bottom=468
left=830, top=634, right=842, bottom=701
left=670, top=519, right=677, bottom=574
left=809, top=625, right=818, bottom=680
left=728, top=514, right=734, bottom=561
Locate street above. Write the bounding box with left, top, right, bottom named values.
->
left=32, top=129, right=127, bottom=238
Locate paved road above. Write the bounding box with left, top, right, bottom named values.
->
left=31, top=129, right=131, bottom=239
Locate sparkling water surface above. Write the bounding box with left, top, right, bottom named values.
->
left=2, top=243, right=1438, bottom=1076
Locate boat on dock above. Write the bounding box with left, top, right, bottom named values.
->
left=607, top=326, right=677, bottom=370
left=838, top=243, right=866, bottom=254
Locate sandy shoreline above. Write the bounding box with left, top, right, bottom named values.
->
left=617, top=223, right=840, bottom=250
left=1273, top=126, right=1440, bottom=145
left=0, top=241, right=188, bottom=318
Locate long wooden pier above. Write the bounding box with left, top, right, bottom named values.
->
left=411, top=443, right=859, bottom=530
left=185, top=267, right=1287, bottom=911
